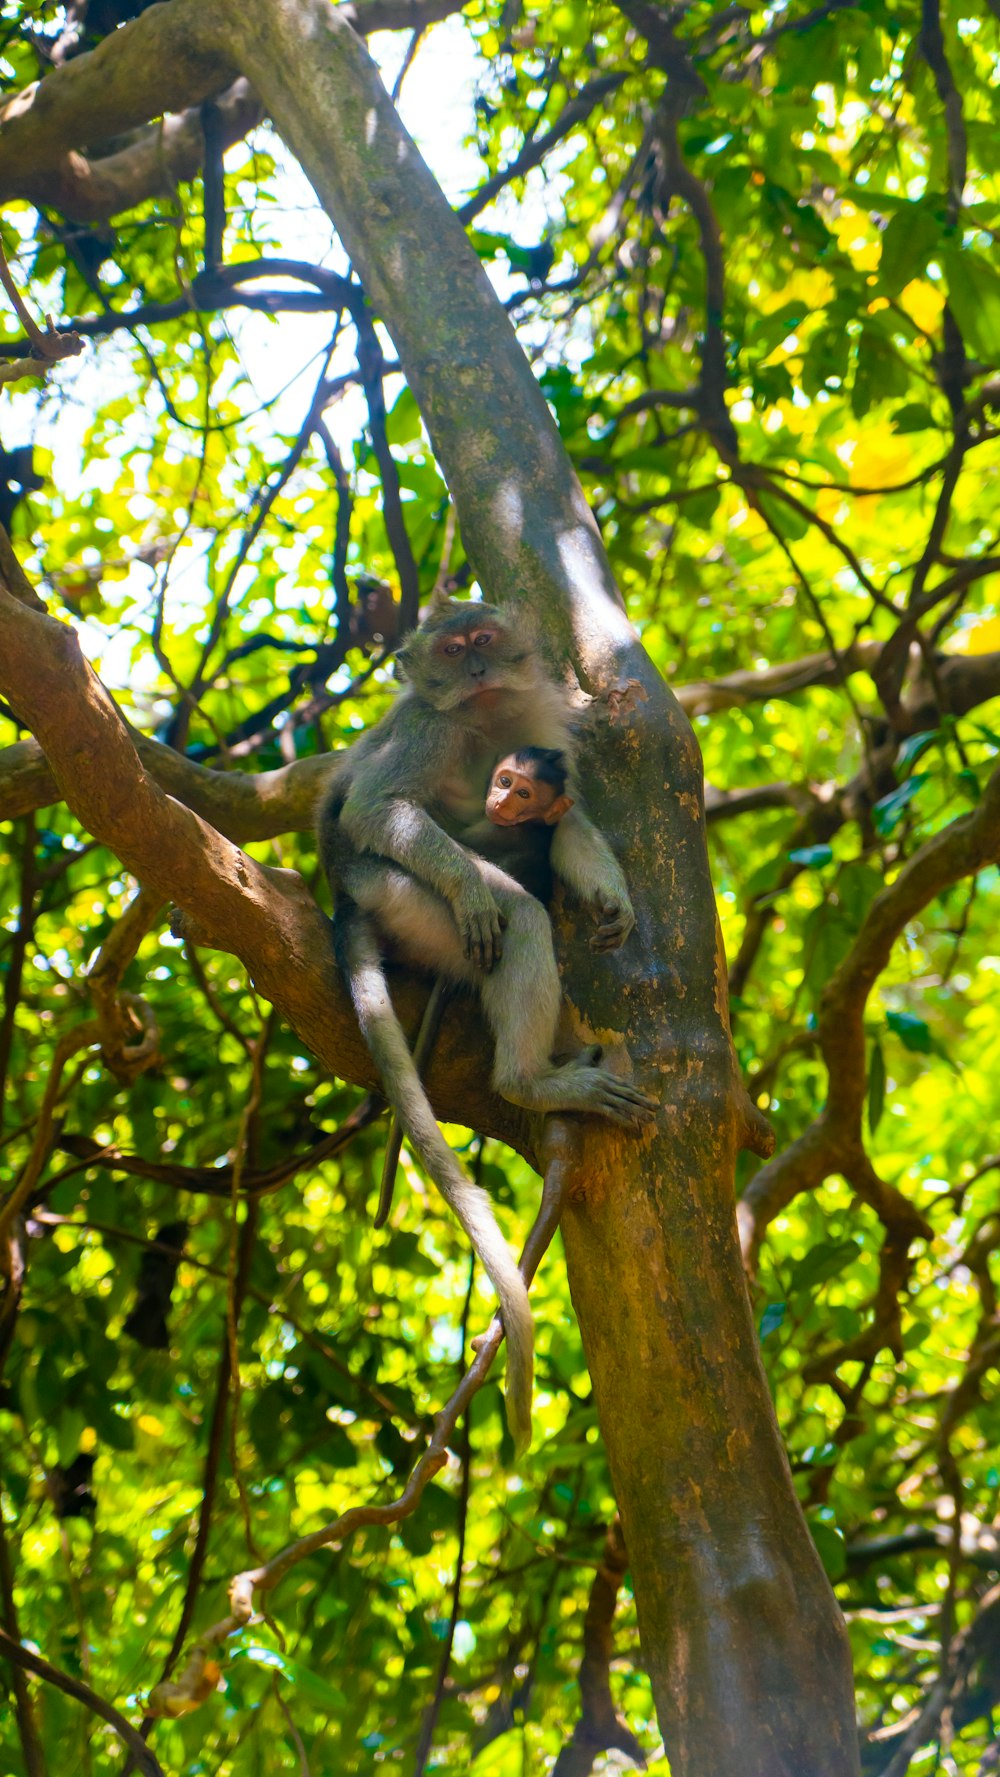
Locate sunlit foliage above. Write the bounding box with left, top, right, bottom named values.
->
left=1, top=1, right=1000, bottom=1771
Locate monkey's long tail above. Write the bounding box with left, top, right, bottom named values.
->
left=334, top=905, right=534, bottom=1456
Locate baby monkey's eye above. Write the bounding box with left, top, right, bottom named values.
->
left=517, top=788, right=530, bottom=799
left=497, top=774, right=512, bottom=787
left=472, top=631, right=493, bottom=647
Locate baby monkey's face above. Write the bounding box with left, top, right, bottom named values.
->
left=485, top=754, right=574, bottom=828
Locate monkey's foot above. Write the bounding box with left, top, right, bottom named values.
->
left=501, top=1054, right=657, bottom=1127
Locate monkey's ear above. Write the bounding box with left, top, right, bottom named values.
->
left=424, top=585, right=454, bottom=616
left=542, top=794, right=574, bottom=826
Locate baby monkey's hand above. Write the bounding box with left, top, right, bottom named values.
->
left=590, top=895, right=636, bottom=952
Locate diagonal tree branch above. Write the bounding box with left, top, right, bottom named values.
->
left=0, top=0, right=467, bottom=218
left=0, top=563, right=531, bottom=1163
left=0, top=1627, right=164, bottom=1777
left=458, top=72, right=627, bottom=226
left=0, top=0, right=236, bottom=204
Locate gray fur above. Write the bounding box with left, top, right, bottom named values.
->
left=319, top=598, right=655, bottom=1454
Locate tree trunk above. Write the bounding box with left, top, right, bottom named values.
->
left=212, top=4, right=860, bottom=1769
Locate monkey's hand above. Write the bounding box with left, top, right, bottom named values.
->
left=452, top=878, right=505, bottom=971
left=590, top=894, right=636, bottom=952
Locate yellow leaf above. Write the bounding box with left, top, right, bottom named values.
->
left=850, top=433, right=913, bottom=492
left=762, top=268, right=835, bottom=313
left=958, top=613, right=1000, bottom=655
left=816, top=489, right=847, bottom=525
left=899, top=278, right=944, bottom=336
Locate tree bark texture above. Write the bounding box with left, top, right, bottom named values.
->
left=1, top=3, right=861, bottom=1770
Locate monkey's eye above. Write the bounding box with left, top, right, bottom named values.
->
left=517, top=788, right=530, bottom=799
left=497, top=774, right=512, bottom=787
left=443, top=641, right=465, bottom=657
left=472, top=631, right=494, bottom=647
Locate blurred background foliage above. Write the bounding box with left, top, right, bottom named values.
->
left=1, top=0, right=1000, bottom=1770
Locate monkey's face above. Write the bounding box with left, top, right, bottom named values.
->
left=486, top=755, right=573, bottom=827
left=401, top=602, right=539, bottom=710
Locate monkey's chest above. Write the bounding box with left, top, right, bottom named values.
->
left=435, top=750, right=497, bottom=831
left=435, top=786, right=490, bottom=834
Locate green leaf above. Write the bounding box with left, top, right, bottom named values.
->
left=743, top=854, right=787, bottom=904
left=788, top=1239, right=862, bottom=1297
left=902, top=1318, right=931, bottom=1352
left=683, top=485, right=722, bottom=528
left=852, top=326, right=910, bottom=419
left=891, top=402, right=936, bottom=433
left=756, top=490, right=810, bottom=542
left=385, top=387, right=423, bottom=447
left=382, top=1229, right=439, bottom=1278
left=886, top=1010, right=933, bottom=1053
left=872, top=773, right=928, bottom=835
left=802, top=906, right=856, bottom=1000
left=807, top=1515, right=846, bottom=1581
left=941, top=245, right=1000, bottom=363
left=868, top=1037, right=886, bottom=1134
left=878, top=205, right=940, bottom=294
left=231, top=1645, right=347, bottom=1712
left=56, top=1407, right=86, bottom=1469
left=895, top=730, right=938, bottom=770
left=788, top=844, right=833, bottom=868
left=837, top=862, right=884, bottom=928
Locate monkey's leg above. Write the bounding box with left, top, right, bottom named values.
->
left=332, top=881, right=534, bottom=1453
left=375, top=975, right=449, bottom=1229
left=473, top=863, right=657, bottom=1128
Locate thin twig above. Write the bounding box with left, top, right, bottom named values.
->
left=0, top=1629, right=164, bottom=1777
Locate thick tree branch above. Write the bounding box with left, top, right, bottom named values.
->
left=0, top=571, right=532, bottom=1163
left=0, top=0, right=237, bottom=207
left=0, top=0, right=465, bottom=219
left=676, top=639, right=882, bottom=717
left=7, top=79, right=261, bottom=223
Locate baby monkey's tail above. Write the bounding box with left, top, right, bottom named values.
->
left=333, top=901, right=534, bottom=1455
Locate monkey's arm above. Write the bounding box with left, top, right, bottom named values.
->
left=338, top=746, right=505, bottom=971
left=550, top=808, right=636, bottom=951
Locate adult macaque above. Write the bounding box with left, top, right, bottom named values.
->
left=318, top=593, right=654, bottom=1453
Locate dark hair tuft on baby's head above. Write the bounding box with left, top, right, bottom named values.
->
left=509, top=747, right=568, bottom=790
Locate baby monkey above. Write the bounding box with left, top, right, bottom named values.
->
left=485, top=747, right=574, bottom=830
left=376, top=748, right=574, bottom=1231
